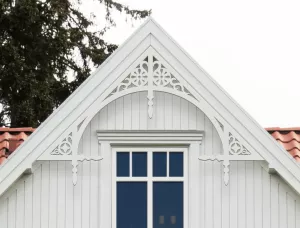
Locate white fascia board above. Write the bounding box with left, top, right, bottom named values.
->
left=147, top=18, right=300, bottom=193
left=0, top=18, right=154, bottom=197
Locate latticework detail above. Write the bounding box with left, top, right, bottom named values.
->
left=51, top=133, right=72, bottom=155
left=109, top=58, right=149, bottom=97
left=152, top=57, right=194, bottom=98
left=229, top=132, right=251, bottom=155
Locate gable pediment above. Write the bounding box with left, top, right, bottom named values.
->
left=0, top=17, right=300, bottom=197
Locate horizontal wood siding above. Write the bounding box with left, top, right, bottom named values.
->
left=0, top=92, right=299, bottom=228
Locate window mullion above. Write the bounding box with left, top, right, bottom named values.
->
left=166, top=151, right=169, bottom=177
left=129, top=151, right=132, bottom=177
left=148, top=149, right=153, bottom=228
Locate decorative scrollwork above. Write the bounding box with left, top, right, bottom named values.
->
left=106, top=54, right=197, bottom=119
left=229, top=133, right=250, bottom=155
left=108, top=58, right=149, bottom=97
left=51, top=133, right=72, bottom=155
left=152, top=57, right=194, bottom=98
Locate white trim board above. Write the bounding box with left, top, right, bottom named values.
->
left=97, top=130, right=204, bottom=142
left=0, top=17, right=300, bottom=196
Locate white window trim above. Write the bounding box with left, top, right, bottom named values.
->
left=111, top=147, right=189, bottom=228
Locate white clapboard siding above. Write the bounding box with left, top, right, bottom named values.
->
left=0, top=92, right=300, bottom=228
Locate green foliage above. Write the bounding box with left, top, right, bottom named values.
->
left=0, top=0, right=150, bottom=127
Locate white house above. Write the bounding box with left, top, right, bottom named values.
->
left=0, top=17, right=300, bottom=228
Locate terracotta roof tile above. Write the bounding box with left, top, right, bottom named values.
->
left=0, top=128, right=34, bottom=165
left=267, top=127, right=300, bottom=162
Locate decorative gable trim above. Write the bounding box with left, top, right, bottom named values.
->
left=0, top=17, right=300, bottom=197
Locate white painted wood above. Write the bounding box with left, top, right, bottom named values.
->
left=245, top=161, right=255, bottom=228
left=8, top=189, right=16, bottom=228
left=279, top=182, right=287, bottom=227
left=82, top=124, right=91, bottom=227
left=270, top=175, right=279, bottom=228
left=73, top=148, right=82, bottom=228
left=1, top=150, right=300, bottom=228
left=172, top=95, right=181, bottom=130
left=1, top=94, right=300, bottom=228
left=40, top=162, right=49, bottom=228
left=262, top=167, right=271, bottom=228
left=254, top=161, right=263, bottom=228
left=2, top=17, right=300, bottom=228
left=213, top=136, right=222, bottom=228
left=230, top=161, right=238, bottom=228
left=48, top=161, right=58, bottom=228
left=99, top=143, right=111, bottom=228
left=32, top=165, right=41, bottom=228
left=24, top=174, right=33, bottom=228
left=123, top=94, right=132, bottom=130
left=139, top=92, right=148, bottom=130
left=65, top=160, right=74, bottom=228
left=204, top=117, right=213, bottom=228
left=287, top=193, right=296, bottom=228
left=188, top=143, right=200, bottom=228
left=90, top=116, right=99, bottom=228
left=2, top=18, right=300, bottom=205
left=296, top=197, right=300, bottom=228
left=131, top=92, right=140, bottom=130
left=16, top=179, right=25, bottom=228
left=237, top=161, right=246, bottom=228
left=57, top=161, right=66, bottom=228
left=0, top=197, right=8, bottom=228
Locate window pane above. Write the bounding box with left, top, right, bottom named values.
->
left=169, top=152, right=183, bottom=177
left=132, top=152, right=147, bottom=177
left=153, top=182, right=183, bottom=228
left=153, top=152, right=167, bottom=177
left=117, top=182, right=147, bottom=228
left=117, top=152, right=129, bottom=177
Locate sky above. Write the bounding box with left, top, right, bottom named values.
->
left=84, top=0, right=300, bottom=128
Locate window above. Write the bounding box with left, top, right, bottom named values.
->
left=112, top=148, right=187, bottom=228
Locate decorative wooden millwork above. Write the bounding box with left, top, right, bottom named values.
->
left=71, top=154, right=103, bottom=185
left=50, top=133, right=72, bottom=155
left=199, top=127, right=263, bottom=186
left=37, top=50, right=262, bottom=187
left=229, top=133, right=251, bottom=155
left=38, top=130, right=103, bottom=186
left=152, top=57, right=194, bottom=98
left=107, top=54, right=196, bottom=118
left=108, top=58, right=149, bottom=97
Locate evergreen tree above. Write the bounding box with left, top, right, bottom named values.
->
left=0, top=0, right=150, bottom=127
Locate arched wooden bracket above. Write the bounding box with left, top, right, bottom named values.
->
left=199, top=132, right=264, bottom=185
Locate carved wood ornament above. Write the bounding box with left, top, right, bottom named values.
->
left=38, top=51, right=263, bottom=186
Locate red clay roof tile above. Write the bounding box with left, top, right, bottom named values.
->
left=267, top=127, right=300, bottom=162
left=0, top=128, right=34, bottom=165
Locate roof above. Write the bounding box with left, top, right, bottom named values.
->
left=0, top=127, right=299, bottom=164
left=266, top=127, right=300, bottom=162
left=0, top=128, right=34, bottom=165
